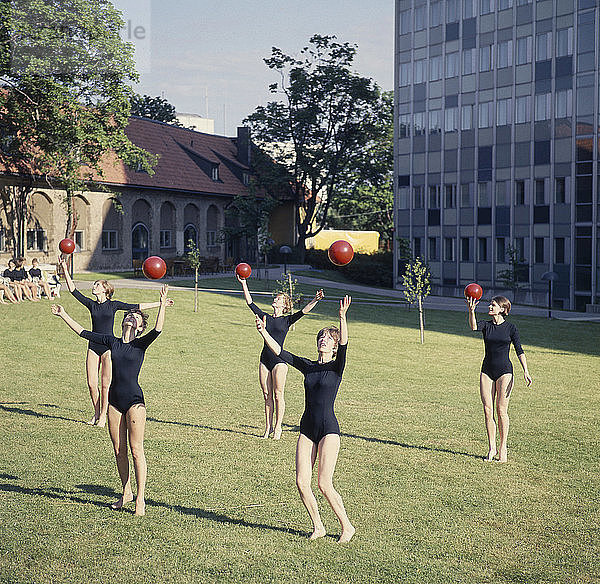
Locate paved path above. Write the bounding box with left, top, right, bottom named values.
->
left=72, top=264, right=600, bottom=323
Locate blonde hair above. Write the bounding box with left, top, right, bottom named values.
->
left=275, top=293, right=293, bottom=313
left=492, top=295, right=511, bottom=316
left=95, top=280, right=115, bottom=299
left=316, top=326, right=341, bottom=356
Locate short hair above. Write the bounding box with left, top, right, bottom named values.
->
left=316, top=326, right=341, bottom=356
left=492, top=295, right=511, bottom=316
left=32, top=258, right=38, bottom=264
left=275, top=293, right=293, bottom=314
left=122, top=309, right=149, bottom=337
left=94, top=279, right=115, bottom=299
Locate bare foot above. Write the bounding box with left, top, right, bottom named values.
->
left=0, top=299, right=7, bottom=304
left=485, top=448, right=497, bottom=462
left=134, top=499, right=145, bottom=516
left=273, top=427, right=282, bottom=440
left=338, top=524, right=355, bottom=543
left=110, top=492, right=134, bottom=510
left=87, top=415, right=97, bottom=426
left=96, top=415, right=107, bottom=428
left=261, top=427, right=273, bottom=439
left=496, top=447, right=508, bottom=463
left=309, top=525, right=326, bottom=540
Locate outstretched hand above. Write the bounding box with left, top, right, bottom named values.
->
left=255, top=314, right=267, bottom=334
left=236, top=273, right=246, bottom=285
left=51, top=304, right=64, bottom=317
left=339, top=295, right=351, bottom=317
left=466, top=296, right=479, bottom=311
left=159, top=284, right=170, bottom=305
left=314, top=289, right=324, bottom=302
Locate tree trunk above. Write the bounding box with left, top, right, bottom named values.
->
left=194, top=267, right=198, bottom=312
left=418, top=294, right=424, bottom=344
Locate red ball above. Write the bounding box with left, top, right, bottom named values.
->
left=235, top=262, right=252, bottom=279
left=328, top=240, right=354, bottom=266
left=464, top=282, right=483, bottom=300
left=59, top=238, right=75, bottom=254
left=142, top=256, right=167, bottom=280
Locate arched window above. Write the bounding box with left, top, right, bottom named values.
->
left=206, top=205, right=220, bottom=248
left=160, top=201, right=176, bottom=249
left=184, top=224, right=197, bottom=252
left=132, top=222, right=149, bottom=260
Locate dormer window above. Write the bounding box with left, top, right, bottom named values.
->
left=211, top=165, right=219, bottom=181
left=242, top=172, right=249, bottom=186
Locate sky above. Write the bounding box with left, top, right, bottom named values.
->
left=113, top=0, right=394, bottom=136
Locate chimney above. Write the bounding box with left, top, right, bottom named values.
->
left=236, top=126, right=251, bottom=166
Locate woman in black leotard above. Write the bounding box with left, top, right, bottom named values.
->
left=238, top=274, right=323, bottom=439
left=467, top=295, right=532, bottom=463
left=256, top=295, right=355, bottom=543
left=59, top=258, right=172, bottom=427
left=51, top=284, right=170, bottom=516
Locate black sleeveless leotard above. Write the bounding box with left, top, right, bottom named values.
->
left=477, top=320, right=524, bottom=381
left=248, top=302, right=304, bottom=370
left=280, top=343, right=347, bottom=444
left=79, top=329, right=160, bottom=413
left=28, top=268, right=42, bottom=280
left=72, top=289, right=138, bottom=356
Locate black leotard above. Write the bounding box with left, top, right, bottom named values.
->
left=280, top=343, right=347, bottom=444
left=79, top=329, right=160, bottom=413
left=28, top=268, right=42, bottom=280
left=477, top=320, right=524, bottom=381
left=11, top=268, right=27, bottom=282
left=72, top=289, right=137, bottom=356
left=249, top=302, right=304, bottom=370
left=3, top=269, right=15, bottom=281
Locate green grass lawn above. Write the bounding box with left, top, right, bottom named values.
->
left=0, top=289, right=598, bottom=584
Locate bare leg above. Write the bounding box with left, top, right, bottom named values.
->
left=96, top=351, right=112, bottom=427
left=479, top=373, right=497, bottom=461
left=85, top=350, right=101, bottom=425
left=495, top=374, right=513, bottom=463
left=272, top=363, right=288, bottom=440
left=107, top=404, right=133, bottom=509
left=127, top=404, right=147, bottom=516
left=259, top=363, right=274, bottom=438
left=295, top=433, right=325, bottom=539
left=39, top=281, right=52, bottom=298
left=317, top=434, right=355, bottom=543
left=11, top=284, right=23, bottom=302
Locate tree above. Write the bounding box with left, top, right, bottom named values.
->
left=186, top=239, right=202, bottom=312
left=402, top=257, right=431, bottom=344
left=328, top=91, right=394, bottom=249
left=0, top=0, right=155, bottom=255
left=131, top=94, right=181, bottom=125
left=497, top=243, right=529, bottom=299
left=245, top=35, right=381, bottom=261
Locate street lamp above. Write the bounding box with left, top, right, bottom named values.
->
left=279, top=245, right=292, bottom=275
left=541, top=271, right=559, bottom=318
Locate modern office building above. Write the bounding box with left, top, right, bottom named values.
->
left=393, top=0, right=599, bottom=311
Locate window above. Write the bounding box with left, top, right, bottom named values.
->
left=26, top=229, right=45, bottom=251
left=413, top=186, right=424, bottom=208
left=556, top=27, right=573, bottom=57
left=461, top=183, right=473, bottom=207
left=447, top=0, right=459, bottom=22
left=535, top=180, right=546, bottom=205
left=444, top=237, right=455, bottom=261
left=555, top=237, right=565, bottom=264
left=555, top=177, right=568, bottom=204
left=461, top=237, right=470, bottom=261
left=74, top=231, right=84, bottom=251
left=211, top=165, right=219, bottom=181
left=480, top=45, right=493, bottom=72
left=399, top=63, right=411, bottom=87
left=515, top=180, right=526, bottom=205
left=478, top=101, right=493, bottom=128
left=496, top=99, right=512, bottom=126
left=497, top=40, right=512, bottom=68
left=536, top=32, right=552, bottom=61
left=461, top=104, right=473, bottom=130
left=160, top=229, right=173, bottom=248
left=496, top=237, right=506, bottom=262
left=444, top=184, right=457, bottom=208
left=414, top=59, right=427, bottom=84
left=428, top=237, right=438, bottom=260
left=399, top=10, right=411, bottom=34
left=515, top=237, right=526, bottom=261
left=478, top=182, right=490, bottom=206
left=445, top=107, right=458, bottom=132
left=430, top=1, right=442, bottom=27
left=480, top=0, right=494, bottom=15
left=478, top=237, right=488, bottom=262
left=555, top=90, right=572, bottom=118
left=414, top=112, right=426, bottom=136
left=516, top=36, right=532, bottom=65
left=429, top=185, right=440, bottom=208
left=463, top=0, right=476, bottom=18
left=429, top=109, right=442, bottom=134
left=429, top=56, right=442, bottom=81
left=535, top=93, right=551, bottom=121
left=498, top=0, right=512, bottom=9
left=414, top=237, right=422, bottom=258
left=515, top=96, right=530, bottom=123
left=102, top=230, right=118, bottom=251
left=398, top=187, right=410, bottom=209
left=184, top=224, right=198, bottom=252
left=414, top=5, right=426, bottom=31
left=242, top=172, right=249, bottom=186
left=535, top=237, right=545, bottom=263
left=496, top=181, right=508, bottom=206
left=207, top=230, right=217, bottom=247
left=398, top=114, right=411, bottom=138
left=445, top=52, right=459, bottom=78
left=463, top=48, right=477, bottom=75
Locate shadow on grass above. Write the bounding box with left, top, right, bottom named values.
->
left=147, top=417, right=258, bottom=438
left=0, top=404, right=85, bottom=424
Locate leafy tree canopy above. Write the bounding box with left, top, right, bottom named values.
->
left=131, top=94, right=181, bottom=125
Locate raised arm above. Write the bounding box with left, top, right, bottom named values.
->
left=255, top=314, right=282, bottom=356
left=339, top=295, right=351, bottom=345
left=139, top=298, right=174, bottom=310
left=466, top=296, right=479, bottom=330
left=154, top=284, right=169, bottom=332
left=237, top=273, right=253, bottom=305
left=58, top=258, right=76, bottom=293
left=302, top=289, right=324, bottom=314
left=51, top=304, right=84, bottom=335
